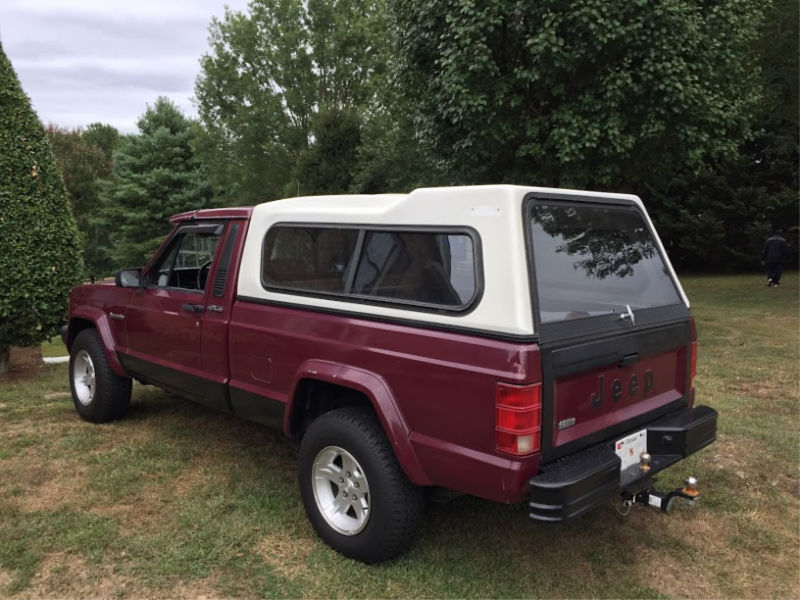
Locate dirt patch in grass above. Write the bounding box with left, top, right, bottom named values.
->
left=12, top=460, right=90, bottom=514
left=171, top=458, right=225, bottom=497
left=255, top=527, right=316, bottom=580
left=93, top=499, right=161, bottom=537
left=90, top=456, right=226, bottom=538
left=0, top=568, right=11, bottom=591
left=711, top=435, right=766, bottom=477
left=165, top=576, right=223, bottom=599
left=637, top=514, right=729, bottom=598
left=24, top=553, right=142, bottom=599
left=0, top=347, right=44, bottom=383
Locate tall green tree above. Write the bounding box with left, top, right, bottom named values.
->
left=288, top=108, right=362, bottom=196
left=47, top=125, right=119, bottom=277
left=195, top=0, right=389, bottom=204
left=100, top=97, right=212, bottom=267
left=0, top=43, right=83, bottom=373
left=391, top=0, right=765, bottom=189
left=647, top=0, right=798, bottom=270
left=82, top=122, right=121, bottom=164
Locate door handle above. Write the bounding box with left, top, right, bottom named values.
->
left=181, top=303, right=204, bottom=314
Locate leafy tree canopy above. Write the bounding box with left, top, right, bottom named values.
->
left=391, top=0, right=766, bottom=189
left=646, top=0, right=798, bottom=271
left=83, top=122, right=121, bottom=163
left=100, top=97, right=212, bottom=267
left=47, top=125, right=119, bottom=276
left=288, top=108, right=362, bottom=196
left=195, top=0, right=389, bottom=204
left=0, top=43, right=83, bottom=369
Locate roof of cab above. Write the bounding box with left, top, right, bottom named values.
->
left=169, top=206, right=253, bottom=223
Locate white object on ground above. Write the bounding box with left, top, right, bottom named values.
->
left=43, top=356, right=69, bottom=364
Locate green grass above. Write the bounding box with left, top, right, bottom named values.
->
left=40, top=337, right=67, bottom=358
left=1, top=274, right=797, bottom=598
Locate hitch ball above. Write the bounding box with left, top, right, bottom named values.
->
left=682, top=476, right=699, bottom=498
left=639, top=452, right=652, bottom=471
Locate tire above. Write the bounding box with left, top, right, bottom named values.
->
left=298, top=407, right=424, bottom=563
left=69, top=329, right=132, bottom=423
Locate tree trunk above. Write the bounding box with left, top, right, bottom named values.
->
left=0, top=344, right=9, bottom=375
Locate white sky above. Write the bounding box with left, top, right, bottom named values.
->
left=0, top=0, right=250, bottom=133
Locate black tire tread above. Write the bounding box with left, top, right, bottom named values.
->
left=299, top=406, right=424, bottom=563
left=70, top=329, right=132, bottom=423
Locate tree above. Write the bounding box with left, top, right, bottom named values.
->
left=82, top=122, right=121, bottom=163
left=288, top=108, right=362, bottom=196
left=47, top=125, right=119, bottom=277
left=0, top=43, right=83, bottom=373
left=195, top=0, right=390, bottom=204
left=645, top=0, right=798, bottom=271
left=391, top=0, right=765, bottom=190
left=99, top=97, right=213, bottom=267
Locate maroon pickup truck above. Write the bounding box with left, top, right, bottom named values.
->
left=63, top=185, right=717, bottom=563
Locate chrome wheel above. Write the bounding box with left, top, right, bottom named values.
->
left=311, top=445, right=371, bottom=535
left=72, top=349, right=95, bottom=406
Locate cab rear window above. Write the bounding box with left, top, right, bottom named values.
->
left=529, top=202, right=681, bottom=324
left=262, top=225, right=479, bottom=311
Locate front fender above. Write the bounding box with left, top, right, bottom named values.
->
left=286, top=359, right=432, bottom=486
left=68, top=306, right=127, bottom=377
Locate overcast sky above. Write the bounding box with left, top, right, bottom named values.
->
left=0, top=0, right=250, bottom=133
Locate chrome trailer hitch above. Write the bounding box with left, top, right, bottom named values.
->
left=619, top=476, right=700, bottom=514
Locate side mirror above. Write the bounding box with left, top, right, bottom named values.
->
left=115, top=268, right=142, bottom=288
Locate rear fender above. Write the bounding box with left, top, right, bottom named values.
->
left=68, top=306, right=127, bottom=377
left=286, top=360, right=432, bottom=486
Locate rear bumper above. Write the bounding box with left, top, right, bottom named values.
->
left=529, top=404, right=717, bottom=522
left=60, top=325, right=69, bottom=347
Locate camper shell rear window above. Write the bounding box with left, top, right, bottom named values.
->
left=261, top=224, right=481, bottom=312
left=526, top=199, right=682, bottom=325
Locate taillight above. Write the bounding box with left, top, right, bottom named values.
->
left=495, top=383, right=542, bottom=456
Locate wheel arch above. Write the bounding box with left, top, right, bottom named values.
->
left=285, top=360, right=432, bottom=486
left=67, top=307, right=127, bottom=377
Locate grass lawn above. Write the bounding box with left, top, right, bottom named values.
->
left=40, top=338, right=68, bottom=359
left=1, top=274, right=797, bottom=598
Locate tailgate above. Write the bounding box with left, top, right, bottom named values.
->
left=540, top=322, right=690, bottom=462
left=523, top=193, right=693, bottom=464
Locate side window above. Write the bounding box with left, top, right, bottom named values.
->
left=149, top=229, right=221, bottom=291
left=261, top=225, right=479, bottom=310
left=262, top=227, right=359, bottom=293
left=352, top=232, right=476, bottom=307
left=150, top=237, right=180, bottom=288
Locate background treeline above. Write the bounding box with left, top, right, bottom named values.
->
left=49, top=0, right=798, bottom=276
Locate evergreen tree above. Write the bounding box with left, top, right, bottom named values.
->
left=0, top=43, right=83, bottom=373
left=100, top=98, right=213, bottom=267
left=288, top=108, right=362, bottom=196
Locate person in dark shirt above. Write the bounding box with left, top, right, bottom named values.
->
left=762, top=230, right=790, bottom=287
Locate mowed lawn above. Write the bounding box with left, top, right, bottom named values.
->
left=0, top=274, right=797, bottom=598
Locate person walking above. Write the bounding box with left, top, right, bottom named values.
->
left=762, top=229, right=790, bottom=287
